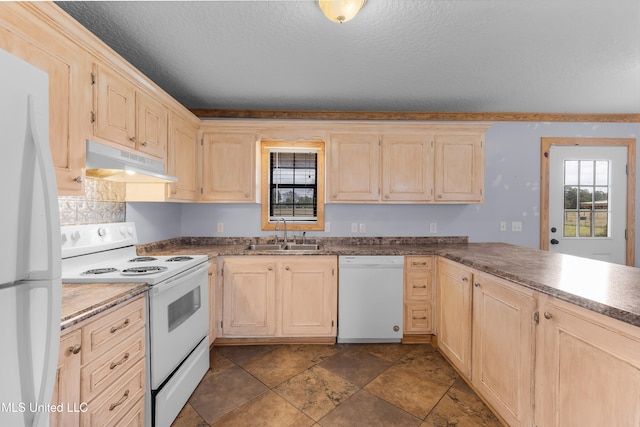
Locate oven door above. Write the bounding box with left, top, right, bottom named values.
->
left=148, top=261, right=209, bottom=389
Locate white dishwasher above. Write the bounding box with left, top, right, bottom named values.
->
left=338, top=256, right=404, bottom=343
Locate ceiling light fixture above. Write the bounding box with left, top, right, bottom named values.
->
left=318, top=0, right=366, bottom=24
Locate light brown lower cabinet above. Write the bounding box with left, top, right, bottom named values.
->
left=535, top=294, right=640, bottom=427
left=436, top=257, right=640, bottom=427
left=51, top=295, right=146, bottom=427
left=404, top=256, right=434, bottom=336
left=219, top=256, right=337, bottom=339
left=471, top=272, right=536, bottom=427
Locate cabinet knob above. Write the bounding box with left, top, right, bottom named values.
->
left=462, top=277, right=468, bottom=282
left=69, top=344, right=81, bottom=355
left=285, top=266, right=290, bottom=270
left=245, top=193, right=250, bottom=198
left=544, top=312, right=553, bottom=319
left=73, top=176, right=83, bottom=184
left=141, top=141, right=147, bottom=147
left=268, top=267, right=273, bottom=271
left=384, top=194, right=390, bottom=199
left=474, top=282, right=480, bottom=287
left=130, top=136, right=136, bottom=143
left=438, top=194, right=443, bottom=198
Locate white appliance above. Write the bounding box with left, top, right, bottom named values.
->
left=338, top=256, right=404, bottom=343
left=61, top=222, right=209, bottom=427
left=0, top=49, right=62, bottom=426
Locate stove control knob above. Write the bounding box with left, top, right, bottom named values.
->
left=98, top=227, right=106, bottom=237
left=71, top=230, right=81, bottom=241
left=119, top=226, right=127, bottom=236
left=60, top=233, right=68, bottom=244
left=127, top=227, right=135, bottom=236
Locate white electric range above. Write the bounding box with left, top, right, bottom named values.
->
left=61, top=222, right=210, bottom=427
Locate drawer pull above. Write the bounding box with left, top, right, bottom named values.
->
left=109, top=389, right=130, bottom=411
left=462, top=277, right=468, bottom=282
left=412, top=285, right=427, bottom=288
left=412, top=261, right=428, bottom=266
left=413, top=316, right=427, bottom=320
left=110, top=318, right=130, bottom=334
left=110, top=352, right=130, bottom=370
left=69, top=344, right=81, bottom=355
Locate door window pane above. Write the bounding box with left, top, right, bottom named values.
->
left=562, top=159, right=611, bottom=238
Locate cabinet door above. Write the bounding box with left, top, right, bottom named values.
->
left=167, top=111, right=200, bottom=201
left=208, top=261, right=217, bottom=345
left=51, top=329, right=82, bottom=427
left=0, top=6, right=87, bottom=195
left=535, top=295, right=640, bottom=427
left=381, top=134, right=433, bottom=202
left=281, top=256, right=337, bottom=336
left=328, top=133, right=380, bottom=202
left=93, top=63, right=136, bottom=149
left=436, top=257, right=473, bottom=377
left=472, top=272, right=536, bottom=427
left=434, top=134, right=484, bottom=202
left=201, top=132, right=255, bottom=202
left=222, top=257, right=277, bottom=336
left=136, top=91, right=167, bottom=159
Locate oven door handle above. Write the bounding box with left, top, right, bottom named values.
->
left=150, top=262, right=210, bottom=296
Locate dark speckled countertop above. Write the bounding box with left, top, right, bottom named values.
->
left=137, top=236, right=640, bottom=328
left=60, top=282, right=149, bottom=331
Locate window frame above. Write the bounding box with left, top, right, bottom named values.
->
left=260, top=140, right=325, bottom=231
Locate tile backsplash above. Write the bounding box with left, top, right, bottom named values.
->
left=58, top=177, right=126, bottom=225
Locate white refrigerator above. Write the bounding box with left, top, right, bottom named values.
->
left=0, top=48, right=62, bottom=426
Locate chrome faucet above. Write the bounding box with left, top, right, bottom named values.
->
left=275, top=217, right=287, bottom=244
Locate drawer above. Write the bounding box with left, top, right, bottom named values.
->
left=81, top=326, right=145, bottom=403
left=82, top=296, right=146, bottom=364
left=405, top=256, right=433, bottom=271
left=405, top=271, right=433, bottom=301
left=404, top=303, right=433, bottom=333
left=113, top=396, right=144, bottom=427
left=80, top=357, right=145, bottom=427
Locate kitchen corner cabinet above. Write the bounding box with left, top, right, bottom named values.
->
left=0, top=2, right=89, bottom=195
left=471, top=272, right=536, bottom=427
left=403, top=256, right=434, bottom=336
left=535, top=295, right=640, bottom=426
left=434, top=134, right=484, bottom=202
left=220, top=256, right=337, bottom=339
left=435, top=257, right=473, bottom=377
left=92, top=63, right=167, bottom=160
left=51, top=295, right=146, bottom=427
left=167, top=111, right=201, bottom=201
left=201, top=132, right=256, bottom=202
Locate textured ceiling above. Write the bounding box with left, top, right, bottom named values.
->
left=56, top=0, right=640, bottom=114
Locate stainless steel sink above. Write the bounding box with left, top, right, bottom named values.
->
left=242, top=243, right=320, bottom=251
left=284, top=244, right=320, bottom=251
left=243, top=244, right=285, bottom=251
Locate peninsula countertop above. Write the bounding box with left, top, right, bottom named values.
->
left=136, top=237, right=640, bottom=328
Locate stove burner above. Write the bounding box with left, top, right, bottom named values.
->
left=82, top=268, right=118, bottom=275
left=166, top=256, right=194, bottom=262
left=121, top=266, right=168, bottom=275
left=129, top=256, right=158, bottom=262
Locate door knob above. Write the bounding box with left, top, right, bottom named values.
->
left=550, top=239, right=559, bottom=245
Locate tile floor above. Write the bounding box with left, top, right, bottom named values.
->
left=171, top=343, right=503, bottom=427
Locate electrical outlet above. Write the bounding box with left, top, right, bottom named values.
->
left=325, top=222, right=331, bottom=232
left=430, top=222, right=437, bottom=233
left=351, top=223, right=358, bottom=233
left=512, top=221, right=523, bottom=232
left=216, top=222, right=224, bottom=233
left=500, top=221, right=507, bottom=232
left=359, top=223, right=366, bottom=233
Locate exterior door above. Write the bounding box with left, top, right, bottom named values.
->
left=547, top=144, right=628, bottom=264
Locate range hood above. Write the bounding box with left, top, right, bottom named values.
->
left=85, top=140, right=177, bottom=183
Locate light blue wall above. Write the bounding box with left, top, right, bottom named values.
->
left=127, top=121, right=640, bottom=262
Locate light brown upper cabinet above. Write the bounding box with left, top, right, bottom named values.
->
left=0, top=2, right=90, bottom=195
left=328, top=132, right=380, bottom=202
left=167, top=111, right=200, bottom=201
left=201, top=132, right=256, bottom=202
left=382, top=133, right=433, bottom=202
left=92, top=63, right=167, bottom=160
left=434, top=134, right=484, bottom=202
left=328, top=126, right=487, bottom=204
